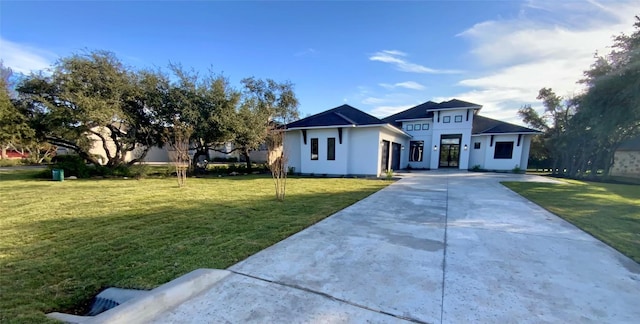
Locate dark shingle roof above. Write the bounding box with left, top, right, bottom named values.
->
left=286, top=104, right=384, bottom=128
left=617, top=136, right=640, bottom=151
left=437, top=99, right=482, bottom=109
left=472, top=115, right=541, bottom=134
left=382, top=99, right=482, bottom=126
left=381, top=101, right=438, bottom=127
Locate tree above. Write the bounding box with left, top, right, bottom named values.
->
left=520, top=16, right=640, bottom=179
left=159, top=65, right=240, bottom=170
left=234, top=77, right=299, bottom=169
left=16, top=51, right=164, bottom=167
left=0, top=62, right=34, bottom=159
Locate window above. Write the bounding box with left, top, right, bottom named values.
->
left=474, top=142, right=481, bottom=149
left=454, top=115, right=463, bottom=123
left=406, top=124, right=413, bottom=131
left=311, top=138, right=318, bottom=160
left=327, top=138, right=335, bottom=160
left=414, top=124, right=421, bottom=131
left=409, top=141, right=424, bottom=162
left=443, top=116, right=451, bottom=123
left=494, top=142, right=514, bottom=159
left=422, top=123, right=429, bottom=130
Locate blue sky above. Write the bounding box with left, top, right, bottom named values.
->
left=1, top=1, right=637, bottom=124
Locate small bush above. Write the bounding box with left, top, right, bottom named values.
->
left=471, top=164, right=482, bottom=171
left=51, top=155, right=91, bottom=178
left=0, top=159, right=23, bottom=167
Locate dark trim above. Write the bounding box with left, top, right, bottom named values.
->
left=302, top=130, right=307, bottom=145
left=437, top=111, right=440, bottom=122
left=338, top=128, right=343, bottom=144
left=490, top=135, right=494, bottom=147
left=466, top=109, right=470, bottom=121
left=517, top=134, right=522, bottom=146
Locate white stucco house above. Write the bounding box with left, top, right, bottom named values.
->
left=284, top=99, right=540, bottom=176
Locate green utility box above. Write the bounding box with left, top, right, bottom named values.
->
left=52, top=169, right=64, bottom=181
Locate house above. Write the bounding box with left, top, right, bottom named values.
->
left=284, top=99, right=540, bottom=176
left=610, top=136, right=640, bottom=179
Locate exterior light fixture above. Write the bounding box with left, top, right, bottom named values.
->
left=464, top=144, right=468, bottom=150
left=433, top=145, right=438, bottom=151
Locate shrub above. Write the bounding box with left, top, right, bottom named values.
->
left=51, top=155, right=91, bottom=178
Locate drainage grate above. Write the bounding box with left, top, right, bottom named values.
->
left=87, top=288, right=148, bottom=316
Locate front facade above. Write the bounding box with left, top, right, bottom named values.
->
left=285, top=100, right=540, bottom=177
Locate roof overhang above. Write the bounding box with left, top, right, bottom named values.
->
left=472, top=132, right=542, bottom=136
left=395, top=117, right=433, bottom=122
left=431, top=106, right=482, bottom=112
left=286, top=123, right=411, bottom=138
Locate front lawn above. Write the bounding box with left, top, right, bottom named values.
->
left=503, top=179, right=640, bottom=263
left=0, top=171, right=389, bottom=323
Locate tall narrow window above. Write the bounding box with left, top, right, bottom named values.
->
left=409, top=141, right=424, bottom=162
left=327, top=138, right=335, bottom=160
left=494, top=142, right=514, bottom=159
left=311, top=138, right=318, bottom=160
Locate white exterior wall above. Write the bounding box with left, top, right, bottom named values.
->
left=430, top=109, right=474, bottom=169
left=348, top=127, right=381, bottom=176
left=469, top=136, right=487, bottom=169
left=483, top=134, right=526, bottom=170
left=284, top=130, right=302, bottom=173
left=519, top=135, right=532, bottom=170
left=401, top=119, right=432, bottom=169
left=298, top=128, right=350, bottom=175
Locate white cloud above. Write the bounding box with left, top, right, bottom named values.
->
left=0, top=37, right=56, bottom=74
left=451, top=0, right=638, bottom=122
left=369, top=50, right=462, bottom=74
left=294, top=48, right=317, bottom=57
left=369, top=104, right=416, bottom=118
left=379, top=81, right=426, bottom=91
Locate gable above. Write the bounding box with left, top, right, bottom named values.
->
left=287, top=104, right=384, bottom=129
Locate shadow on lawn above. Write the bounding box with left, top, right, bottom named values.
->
left=1, top=187, right=384, bottom=323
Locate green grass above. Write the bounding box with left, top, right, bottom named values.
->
left=0, top=170, right=389, bottom=323
left=503, top=179, right=640, bottom=263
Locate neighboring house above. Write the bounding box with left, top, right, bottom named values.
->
left=610, top=136, right=640, bottom=179
left=284, top=99, right=540, bottom=176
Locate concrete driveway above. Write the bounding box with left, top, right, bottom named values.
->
left=155, top=171, right=640, bottom=323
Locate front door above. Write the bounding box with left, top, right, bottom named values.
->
left=439, top=135, right=461, bottom=168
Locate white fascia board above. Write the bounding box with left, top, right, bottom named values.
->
left=286, top=124, right=356, bottom=131
left=396, top=118, right=433, bottom=122
left=356, top=124, right=412, bottom=137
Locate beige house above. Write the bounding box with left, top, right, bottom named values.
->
left=610, top=136, right=640, bottom=179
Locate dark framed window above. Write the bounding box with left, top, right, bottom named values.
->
left=327, top=138, right=335, bottom=160
left=414, top=124, right=421, bottom=131
left=422, top=123, right=429, bottom=130
left=443, top=116, right=451, bottom=123
left=409, top=141, right=424, bottom=162
left=454, top=115, right=463, bottom=123
left=474, top=142, right=481, bottom=149
left=406, top=124, right=413, bottom=131
left=494, top=141, right=514, bottom=159
left=311, top=138, right=318, bottom=160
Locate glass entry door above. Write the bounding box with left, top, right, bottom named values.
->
left=439, top=135, right=461, bottom=168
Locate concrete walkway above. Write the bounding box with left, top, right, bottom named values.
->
left=155, top=171, right=640, bottom=323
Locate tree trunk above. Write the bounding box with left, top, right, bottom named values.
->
left=0, top=146, right=6, bottom=159
left=243, top=148, right=252, bottom=171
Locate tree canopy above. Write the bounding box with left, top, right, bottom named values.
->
left=520, top=16, right=640, bottom=178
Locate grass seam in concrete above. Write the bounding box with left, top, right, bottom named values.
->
left=229, top=270, right=429, bottom=324
left=439, top=174, right=450, bottom=324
